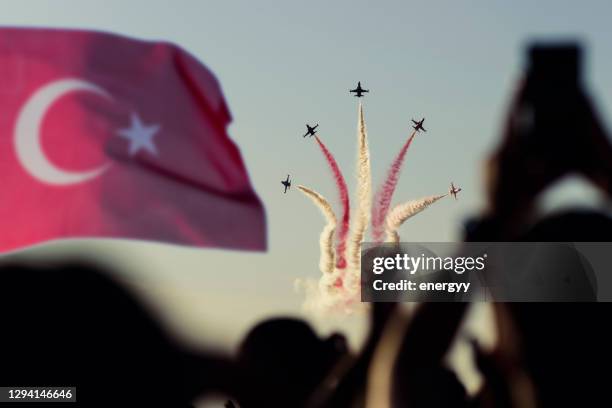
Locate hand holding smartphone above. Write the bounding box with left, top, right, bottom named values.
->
left=487, top=42, right=612, bottom=225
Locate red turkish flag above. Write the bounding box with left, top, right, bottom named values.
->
left=0, top=28, right=266, bottom=252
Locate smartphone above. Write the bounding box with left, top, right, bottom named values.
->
left=522, top=42, right=584, bottom=152
left=528, top=43, right=582, bottom=91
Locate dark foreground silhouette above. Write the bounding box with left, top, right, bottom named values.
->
left=0, top=261, right=234, bottom=407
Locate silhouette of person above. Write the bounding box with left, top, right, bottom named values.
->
left=0, top=260, right=236, bottom=407
left=235, top=318, right=347, bottom=407
left=465, top=43, right=612, bottom=407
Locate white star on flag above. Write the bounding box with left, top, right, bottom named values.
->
left=117, top=113, right=160, bottom=156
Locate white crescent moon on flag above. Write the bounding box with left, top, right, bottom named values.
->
left=14, top=78, right=112, bottom=185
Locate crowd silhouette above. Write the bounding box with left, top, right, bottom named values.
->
left=2, top=42, right=612, bottom=407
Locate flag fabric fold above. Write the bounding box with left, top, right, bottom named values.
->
left=0, top=27, right=266, bottom=252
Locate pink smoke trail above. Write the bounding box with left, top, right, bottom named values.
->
left=315, top=135, right=350, bottom=269
left=371, top=130, right=417, bottom=242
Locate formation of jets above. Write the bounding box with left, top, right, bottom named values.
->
left=349, top=81, right=369, bottom=98
left=281, top=174, right=291, bottom=193
left=303, top=124, right=318, bottom=138
left=283, top=83, right=461, bottom=200
left=412, top=118, right=426, bottom=133
left=449, top=182, right=462, bottom=200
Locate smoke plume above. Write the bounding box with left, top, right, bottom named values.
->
left=385, top=194, right=447, bottom=242
left=314, top=136, right=350, bottom=269
left=297, top=185, right=337, bottom=274
left=372, top=131, right=417, bottom=242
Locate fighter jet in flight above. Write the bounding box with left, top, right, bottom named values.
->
left=449, top=182, right=462, bottom=200
left=281, top=175, right=291, bottom=193
left=412, top=118, right=426, bottom=133
left=349, top=81, right=369, bottom=97
left=303, top=124, right=318, bottom=138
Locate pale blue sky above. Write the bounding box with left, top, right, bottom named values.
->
left=1, top=0, right=612, bottom=354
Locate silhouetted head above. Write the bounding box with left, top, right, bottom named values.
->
left=0, top=260, right=216, bottom=407
left=236, top=317, right=347, bottom=407
left=506, top=209, right=612, bottom=406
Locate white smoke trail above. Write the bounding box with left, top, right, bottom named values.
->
left=385, top=194, right=447, bottom=242
left=297, top=185, right=337, bottom=273
left=386, top=230, right=401, bottom=244
left=296, top=270, right=366, bottom=316
left=348, top=102, right=372, bottom=272
left=296, top=185, right=367, bottom=315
